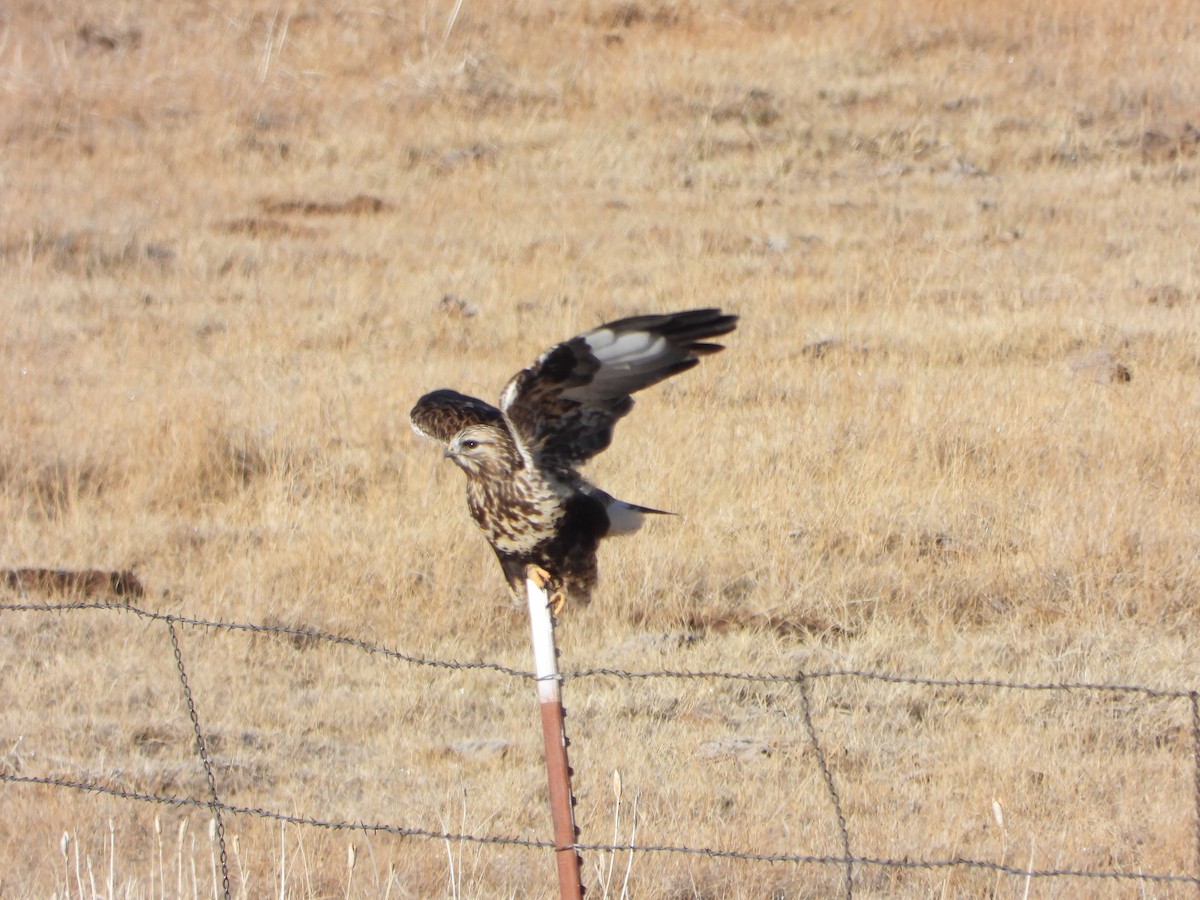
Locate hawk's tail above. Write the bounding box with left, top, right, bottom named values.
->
left=605, top=498, right=675, bottom=536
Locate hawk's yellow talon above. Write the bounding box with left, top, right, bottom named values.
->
left=525, top=564, right=553, bottom=590
left=526, top=565, right=567, bottom=616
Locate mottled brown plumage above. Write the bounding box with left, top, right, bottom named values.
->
left=410, top=308, right=737, bottom=611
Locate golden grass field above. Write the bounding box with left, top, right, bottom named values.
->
left=2, top=0, right=1199, bottom=896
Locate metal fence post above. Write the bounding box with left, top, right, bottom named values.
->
left=526, top=572, right=584, bottom=899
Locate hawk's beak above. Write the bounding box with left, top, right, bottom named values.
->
left=443, top=448, right=454, bottom=459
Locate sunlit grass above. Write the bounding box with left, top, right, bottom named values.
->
left=2, top=0, right=1199, bottom=896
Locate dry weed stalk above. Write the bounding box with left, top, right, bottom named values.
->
left=60, top=831, right=71, bottom=899
left=344, top=841, right=357, bottom=899
left=176, top=818, right=188, bottom=899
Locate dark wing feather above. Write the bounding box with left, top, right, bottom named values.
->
left=499, top=308, right=737, bottom=471
left=410, top=389, right=504, bottom=444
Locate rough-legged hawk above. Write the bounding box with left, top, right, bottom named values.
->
left=410, top=308, right=737, bottom=612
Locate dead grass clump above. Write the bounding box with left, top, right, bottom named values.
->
left=258, top=194, right=390, bottom=216
left=1, top=229, right=174, bottom=277
left=588, top=2, right=697, bottom=30
left=216, top=217, right=319, bottom=239
left=2, top=0, right=1199, bottom=894
left=2, top=567, right=144, bottom=600
left=76, top=21, right=143, bottom=53
left=136, top=417, right=272, bottom=512
left=684, top=606, right=847, bottom=640
left=0, top=454, right=114, bottom=519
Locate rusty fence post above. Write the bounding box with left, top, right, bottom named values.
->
left=526, top=573, right=585, bottom=899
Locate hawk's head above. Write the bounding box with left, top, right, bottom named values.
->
left=445, top=424, right=521, bottom=478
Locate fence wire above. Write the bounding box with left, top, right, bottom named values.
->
left=4, top=771, right=1199, bottom=887
left=2, top=599, right=1199, bottom=895
left=3, top=600, right=1192, bottom=697
left=166, top=619, right=230, bottom=897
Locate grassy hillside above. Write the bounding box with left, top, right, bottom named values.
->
left=2, top=0, right=1198, bottom=895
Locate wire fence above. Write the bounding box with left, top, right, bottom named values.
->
left=3, top=598, right=1200, bottom=898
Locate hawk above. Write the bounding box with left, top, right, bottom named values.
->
left=410, top=308, right=737, bottom=613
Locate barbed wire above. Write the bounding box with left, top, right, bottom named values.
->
left=567, top=664, right=1197, bottom=698
left=0, top=773, right=554, bottom=849
left=3, top=599, right=1199, bottom=892
left=795, top=669, right=853, bottom=898
left=0, top=600, right=533, bottom=678
left=3, top=772, right=1198, bottom=887
left=167, top=620, right=231, bottom=898
left=2, top=600, right=1194, bottom=698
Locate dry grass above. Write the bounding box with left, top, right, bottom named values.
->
left=2, top=0, right=1199, bottom=896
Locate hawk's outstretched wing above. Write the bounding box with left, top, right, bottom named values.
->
left=499, top=309, right=738, bottom=472
left=410, top=389, right=504, bottom=444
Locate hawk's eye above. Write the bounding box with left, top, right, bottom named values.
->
left=461, top=439, right=480, bottom=451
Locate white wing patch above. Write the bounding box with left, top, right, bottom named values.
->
left=561, top=331, right=669, bottom=401
left=492, top=309, right=735, bottom=471
left=587, top=329, right=667, bottom=366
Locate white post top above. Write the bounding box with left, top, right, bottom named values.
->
left=526, top=575, right=561, bottom=705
